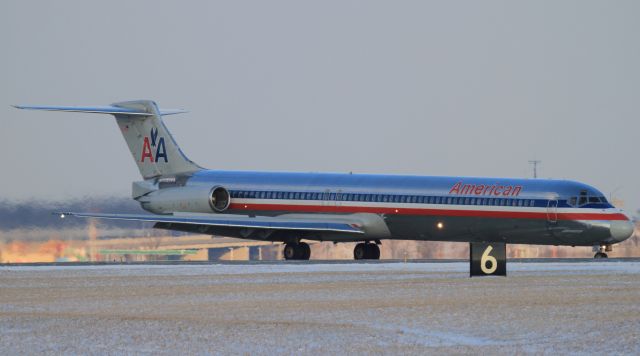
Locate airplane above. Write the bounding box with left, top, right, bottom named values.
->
left=14, top=100, right=635, bottom=261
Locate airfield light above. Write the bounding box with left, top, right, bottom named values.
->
left=437, top=222, right=444, bottom=229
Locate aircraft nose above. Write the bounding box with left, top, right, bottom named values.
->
left=610, top=220, right=635, bottom=242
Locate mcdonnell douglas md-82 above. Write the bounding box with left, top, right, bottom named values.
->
left=14, top=100, right=635, bottom=262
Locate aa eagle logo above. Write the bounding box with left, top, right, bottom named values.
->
left=140, top=127, right=168, bottom=163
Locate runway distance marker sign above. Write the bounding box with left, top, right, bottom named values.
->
left=470, top=242, right=506, bottom=277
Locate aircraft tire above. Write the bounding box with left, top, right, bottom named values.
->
left=284, top=243, right=297, bottom=260
left=284, top=242, right=311, bottom=260
left=366, top=243, right=380, bottom=260
left=299, top=242, right=311, bottom=260
left=594, top=252, right=608, bottom=259
left=354, top=243, right=367, bottom=260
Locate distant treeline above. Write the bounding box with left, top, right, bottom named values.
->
left=0, top=197, right=147, bottom=230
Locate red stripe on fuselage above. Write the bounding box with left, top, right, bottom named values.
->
left=229, top=203, right=628, bottom=221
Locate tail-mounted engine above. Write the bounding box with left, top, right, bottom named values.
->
left=138, top=185, right=231, bottom=214
left=209, top=186, right=230, bottom=212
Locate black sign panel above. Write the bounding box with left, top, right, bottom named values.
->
left=470, top=242, right=506, bottom=277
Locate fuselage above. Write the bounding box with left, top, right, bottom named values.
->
left=140, top=170, right=634, bottom=247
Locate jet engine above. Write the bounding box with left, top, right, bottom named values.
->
left=138, top=185, right=230, bottom=214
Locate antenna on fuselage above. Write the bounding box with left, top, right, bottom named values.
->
left=528, top=160, right=541, bottom=178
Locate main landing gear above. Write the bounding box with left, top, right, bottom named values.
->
left=354, top=242, right=380, bottom=260
left=283, top=242, right=311, bottom=260
left=593, top=244, right=612, bottom=259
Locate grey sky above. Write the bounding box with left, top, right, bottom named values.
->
left=1, top=1, right=639, bottom=213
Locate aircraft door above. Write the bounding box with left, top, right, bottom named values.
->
left=546, top=199, right=558, bottom=223
left=322, top=189, right=341, bottom=207
left=322, top=189, right=331, bottom=207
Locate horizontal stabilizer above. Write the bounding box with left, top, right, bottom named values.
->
left=57, top=212, right=365, bottom=234
left=13, top=105, right=187, bottom=116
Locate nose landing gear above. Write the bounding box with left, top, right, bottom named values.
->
left=354, top=242, right=380, bottom=260
left=593, top=244, right=612, bottom=259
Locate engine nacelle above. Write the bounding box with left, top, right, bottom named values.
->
left=138, top=185, right=230, bottom=214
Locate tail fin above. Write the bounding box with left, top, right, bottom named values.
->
left=14, top=100, right=202, bottom=179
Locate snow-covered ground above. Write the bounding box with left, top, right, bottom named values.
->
left=1, top=262, right=639, bottom=354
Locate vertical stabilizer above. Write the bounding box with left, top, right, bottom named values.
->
left=112, top=100, right=201, bottom=179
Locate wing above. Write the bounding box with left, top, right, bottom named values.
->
left=58, top=212, right=364, bottom=234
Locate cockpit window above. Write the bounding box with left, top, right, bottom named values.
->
left=570, top=194, right=608, bottom=207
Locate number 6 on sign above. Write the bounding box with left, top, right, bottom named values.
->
left=481, top=245, right=497, bottom=274
left=470, top=242, right=506, bottom=277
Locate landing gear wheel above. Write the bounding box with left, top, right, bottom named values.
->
left=354, top=243, right=367, bottom=260
left=299, top=242, right=311, bottom=260
left=283, top=242, right=311, bottom=260
left=354, top=243, right=381, bottom=260
left=594, top=252, right=608, bottom=259
left=365, top=243, right=380, bottom=260
left=284, top=243, right=297, bottom=260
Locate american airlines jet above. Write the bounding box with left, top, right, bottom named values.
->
left=14, top=100, right=635, bottom=261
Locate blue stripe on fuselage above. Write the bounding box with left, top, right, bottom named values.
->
left=187, top=170, right=611, bottom=209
